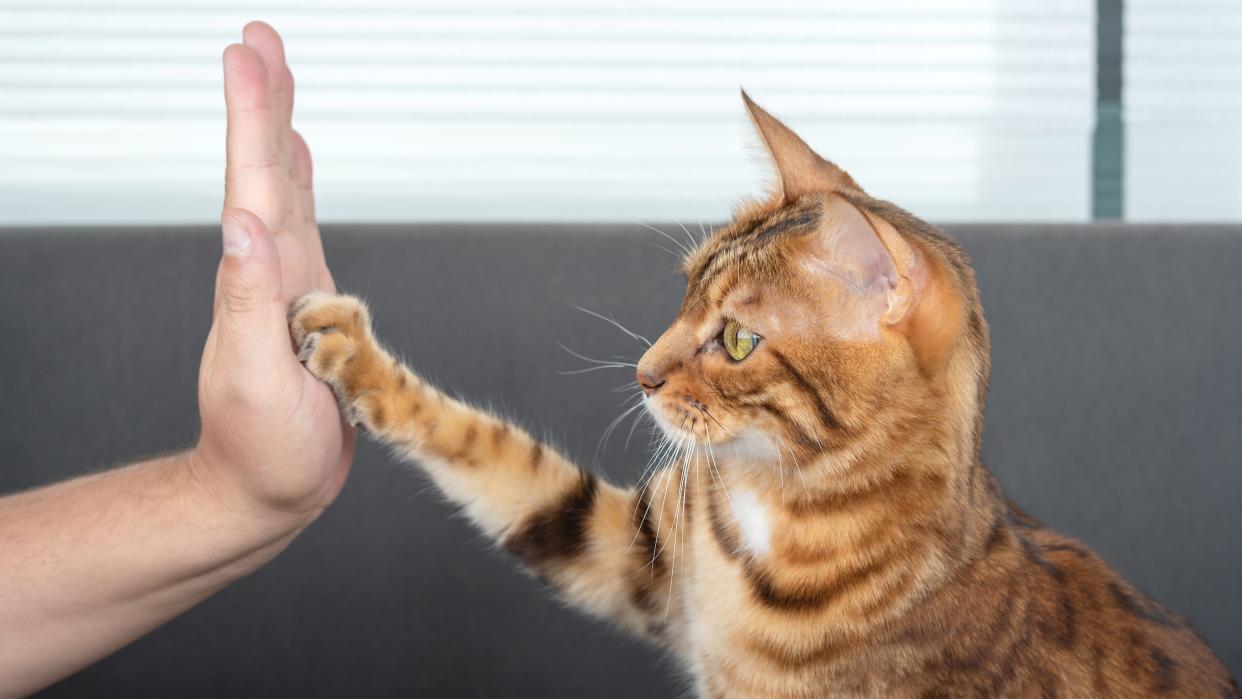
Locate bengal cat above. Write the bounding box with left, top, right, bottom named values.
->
left=289, top=93, right=1237, bottom=698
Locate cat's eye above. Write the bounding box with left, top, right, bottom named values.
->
left=722, top=319, right=759, bottom=361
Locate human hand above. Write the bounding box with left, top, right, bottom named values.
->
left=191, top=22, right=355, bottom=524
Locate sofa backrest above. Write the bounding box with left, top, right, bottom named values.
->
left=1, top=223, right=1238, bottom=696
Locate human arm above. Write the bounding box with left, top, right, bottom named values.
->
left=0, top=22, right=353, bottom=695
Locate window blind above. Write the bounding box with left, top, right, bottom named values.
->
left=0, top=0, right=1095, bottom=225
left=1125, top=0, right=1242, bottom=221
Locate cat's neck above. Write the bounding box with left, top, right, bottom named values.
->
left=715, top=399, right=1001, bottom=578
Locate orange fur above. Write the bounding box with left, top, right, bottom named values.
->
left=289, top=97, right=1236, bottom=698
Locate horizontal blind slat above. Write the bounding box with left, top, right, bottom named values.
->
left=0, top=0, right=1094, bottom=224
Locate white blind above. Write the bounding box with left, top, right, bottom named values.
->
left=0, top=0, right=1094, bottom=225
left=1125, top=0, right=1242, bottom=221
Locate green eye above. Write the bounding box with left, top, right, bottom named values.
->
left=723, top=319, right=759, bottom=361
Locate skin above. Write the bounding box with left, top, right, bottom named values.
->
left=0, top=23, right=354, bottom=696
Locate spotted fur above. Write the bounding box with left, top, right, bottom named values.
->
left=289, top=96, right=1236, bottom=698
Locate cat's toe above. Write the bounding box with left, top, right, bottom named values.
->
left=295, top=331, right=321, bottom=364
left=289, top=292, right=376, bottom=398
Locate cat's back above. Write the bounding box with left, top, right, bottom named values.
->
left=902, top=508, right=1238, bottom=698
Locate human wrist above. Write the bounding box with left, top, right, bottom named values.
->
left=182, top=445, right=320, bottom=545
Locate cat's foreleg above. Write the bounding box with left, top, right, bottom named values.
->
left=289, top=292, right=681, bottom=640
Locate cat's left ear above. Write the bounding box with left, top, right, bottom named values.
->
left=803, top=194, right=965, bottom=371
left=806, top=194, right=918, bottom=328
left=742, top=90, right=861, bottom=203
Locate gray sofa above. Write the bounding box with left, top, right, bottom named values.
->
left=1, top=223, right=1238, bottom=697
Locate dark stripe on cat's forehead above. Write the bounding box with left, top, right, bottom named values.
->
left=686, top=205, right=823, bottom=299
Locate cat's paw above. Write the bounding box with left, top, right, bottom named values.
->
left=289, top=292, right=376, bottom=423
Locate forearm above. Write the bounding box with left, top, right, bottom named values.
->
left=292, top=293, right=679, bottom=639
left=380, top=369, right=677, bottom=638
left=384, top=369, right=681, bottom=640
left=0, top=451, right=309, bottom=696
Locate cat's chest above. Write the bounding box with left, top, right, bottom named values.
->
left=683, top=486, right=782, bottom=653
left=725, top=487, right=774, bottom=557
left=679, top=486, right=907, bottom=696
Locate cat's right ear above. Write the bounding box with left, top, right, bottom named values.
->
left=742, top=90, right=861, bottom=204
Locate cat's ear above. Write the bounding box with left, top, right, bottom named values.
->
left=802, top=194, right=918, bottom=328
left=803, top=195, right=965, bottom=371
left=742, top=90, right=861, bottom=203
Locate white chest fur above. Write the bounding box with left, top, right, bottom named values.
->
left=731, top=488, right=772, bottom=557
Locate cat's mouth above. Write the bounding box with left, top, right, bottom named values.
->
left=643, top=395, right=721, bottom=444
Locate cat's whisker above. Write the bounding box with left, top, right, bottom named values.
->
left=781, top=411, right=822, bottom=497
left=700, top=406, right=728, bottom=435
left=556, top=365, right=636, bottom=376
left=555, top=343, right=639, bottom=376
left=632, top=428, right=679, bottom=532
left=673, top=220, right=698, bottom=252
left=635, top=220, right=693, bottom=258
left=624, top=403, right=649, bottom=450
left=788, top=443, right=811, bottom=495
left=665, top=437, right=694, bottom=617
left=776, top=442, right=785, bottom=488
left=564, top=303, right=653, bottom=348
left=695, top=217, right=711, bottom=245
left=628, top=441, right=668, bottom=551
left=557, top=342, right=639, bottom=367
left=647, top=434, right=685, bottom=570
left=596, top=399, right=647, bottom=461
left=698, top=408, right=739, bottom=521
left=652, top=419, right=693, bottom=561
left=650, top=242, right=684, bottom=260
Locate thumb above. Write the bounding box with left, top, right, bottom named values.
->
left=213, top=208, right=288, bottom=365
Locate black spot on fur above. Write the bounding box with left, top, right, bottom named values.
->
left=630, top=486, right=664, bottom=573
left=705, top=486, right=744, bottom=559
left=504, top=473, right=598, bottom=566
left=627, top=486, right=667, bottom=617
left=1019, top=536, right=1066, bottom=584
left=1042, top=543, right=1091, bottom=559
left=1110, top=581, right=1181, bottom=629
left=369, top=402, right=387, bottom=429
left=1149, top=647, right=1178, bottom=693
left=983, top=516, right=1008, bottom=553
left=1005, top=499, right=1041, bottom=529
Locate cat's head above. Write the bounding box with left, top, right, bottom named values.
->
left=637, top=92, right=990, bottom=482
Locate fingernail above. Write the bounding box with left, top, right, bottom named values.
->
left=222, top=217, right=251, bottom=256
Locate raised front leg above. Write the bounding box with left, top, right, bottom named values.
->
left=289, top=292, right=685, bottom=640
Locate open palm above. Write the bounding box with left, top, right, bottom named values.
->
left=196, top=22, right=353, bottom=515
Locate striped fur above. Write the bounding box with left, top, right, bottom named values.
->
left=289, top=98, right=1236, bottom=697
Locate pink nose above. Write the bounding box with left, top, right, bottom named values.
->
left=637, top=370, right=666, bottom=396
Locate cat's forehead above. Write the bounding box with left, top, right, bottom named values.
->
left=680, top=198, right=826, bottom=311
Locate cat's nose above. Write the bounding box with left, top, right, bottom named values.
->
left=637, top=370, right=666, bottom=396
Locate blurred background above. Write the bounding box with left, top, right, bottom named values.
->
left=1, top=0, right=1238, bottom=226
left=1, top=2, right=1241, bottom=696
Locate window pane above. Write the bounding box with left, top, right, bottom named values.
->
left=1125, top=0, right=1242, bottom=221
left=0, top=0, right=1094, bottom=225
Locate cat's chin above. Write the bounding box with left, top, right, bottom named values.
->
left=713, top=428, right=783, bottom=463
